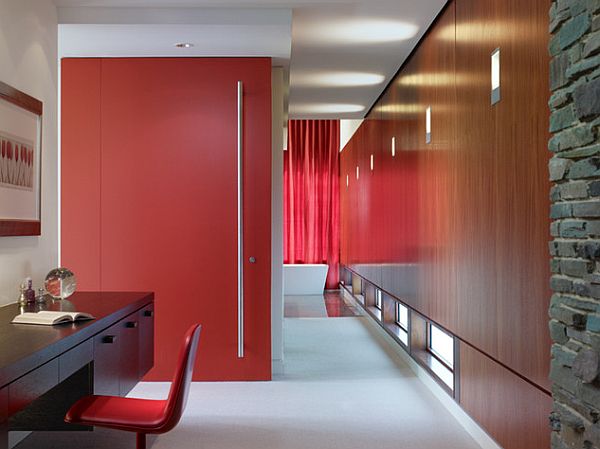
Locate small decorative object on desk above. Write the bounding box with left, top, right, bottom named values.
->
left=18, top=283, right=27, bottom=306
left=36, top=288, right=46, bottom=304
left=44, top=268, right=77, bottom=300
left=25, top=278, right=35, bottom=304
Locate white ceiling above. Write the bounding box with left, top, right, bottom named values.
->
left=55, top=0, right=447, bottom=119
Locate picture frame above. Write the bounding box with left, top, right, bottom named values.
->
left=0, top=81, right=43, bottom=236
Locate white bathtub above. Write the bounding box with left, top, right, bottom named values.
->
left=283, top=264, right=328, bottom=295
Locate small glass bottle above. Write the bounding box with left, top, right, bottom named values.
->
left=25, top=278, right=35, bottom=304
left=18, top=283, right=27, bottom=306
left=36, top=288, right=46, bottom=304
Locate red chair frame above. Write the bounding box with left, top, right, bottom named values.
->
left=65, top=323, right=202, bottom=449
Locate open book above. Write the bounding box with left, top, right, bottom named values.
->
left=12, top=311, right=95, bottom=326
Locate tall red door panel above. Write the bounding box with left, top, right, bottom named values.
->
left=61, top=59, right=102, bottom=290
left=62, top=58, right=272, bottom=381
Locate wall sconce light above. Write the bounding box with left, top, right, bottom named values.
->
left=391, top=136, right=396, bottom=157
left=356, top=166, right=360, bottom=180
left=370, top=154, right=374, bottom=171
left=425, top=106, right=431, bottom=144
left=346, top=174, right=349, bottom=187
left=491, top=48, right=500, bottom=105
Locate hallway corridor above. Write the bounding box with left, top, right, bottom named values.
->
left=16, top=293, right=483, bottom=449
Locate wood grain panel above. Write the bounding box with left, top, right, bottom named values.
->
left=354, top=113, right=383, bottom=286
left=416, top=4, right=457, bottom=329
left=379, top=57, right=420, bottom=307
left=119, top=317, right=140, bottom=396
left=492, top=0, right=551, bottom=391
left=460, top=343, right=552, bottom=449
left=8, top=359, right=58, bottom=416
left=93, top=322, right=121, bottom=396
left=339, top=0, right=552, bottom=443
left=339, top=0, right=550, bottom=391
left=454, top=0, right=551, bottom=391
left=138, top=304, right=155, bottom=378
left=452, top=0, right=500, bottom=365
left=59, top=339, right=93, bottom=382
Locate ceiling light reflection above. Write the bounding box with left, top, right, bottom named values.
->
left=309, top=19, right=418, bottom=44
left=292, top=103, right=365, bottom=114
left=374, top=103, right=420, bottom=114
left=375, top=103, right=453, bottom=116
left=397, top=73, right=455, bottom=87
left=293, top=71, right=385, bottom=87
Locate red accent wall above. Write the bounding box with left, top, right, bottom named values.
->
left=62, top=58, right=272, bottom=381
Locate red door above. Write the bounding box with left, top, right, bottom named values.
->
left=62, top=58, right=272, bottom=381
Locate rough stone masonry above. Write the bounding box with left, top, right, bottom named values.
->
left=549, top=0, right=600, bottom=448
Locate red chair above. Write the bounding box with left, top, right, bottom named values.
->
left=65, top=323, right=202, bottom=449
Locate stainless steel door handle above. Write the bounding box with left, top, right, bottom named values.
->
left=237, top=80, right=244, bottom=359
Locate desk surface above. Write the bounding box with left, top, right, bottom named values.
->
left=0, top=291, right=153, bottom=388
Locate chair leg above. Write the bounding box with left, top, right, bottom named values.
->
left=136, top=432, right=146, bottom=449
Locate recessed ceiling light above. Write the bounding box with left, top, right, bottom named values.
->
left=293, top=71, right=385, bottom=87
left=292, top=103, right=365, bottom=114
left=306, top=19, right=418, bottom=44
left=174, top=42, right=194, bottom=48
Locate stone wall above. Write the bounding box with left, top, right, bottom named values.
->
left=549, top=1, right=600, bottom=448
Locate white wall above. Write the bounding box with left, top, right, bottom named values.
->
left=271, top=67, right=285, bottom=375
left=340, top=119, right=363, bottom=152
left=0, top=0, right=58, bottom=305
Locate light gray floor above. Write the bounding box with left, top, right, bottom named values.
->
left=284, top=294, right=328, bottom=317
left=16, top=317, right=482, bottom=449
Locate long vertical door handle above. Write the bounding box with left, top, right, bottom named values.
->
left=237, top=81, right=244, bottom=359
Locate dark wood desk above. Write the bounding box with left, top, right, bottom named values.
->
left=0, top=292, right=154, bottom=448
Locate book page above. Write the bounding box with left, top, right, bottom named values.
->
left=13, top=311, right=94, bottom=325
left=37, top=311, right=72, bottom=318
left=12, top=313, right=58, bottom=325
left=70, top=312, right=94, bottom=320
left=20, top=311, right=71, bottom=324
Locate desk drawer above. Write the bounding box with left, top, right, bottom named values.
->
left=93, top=322, right=121, bottom=396
left=8, top=359, right=59, bottom=416
left=139, top=304, right=154, bottom=378
left=59, top=340, right=93, bottom=382
left=119, top=315, right=140, bottom=396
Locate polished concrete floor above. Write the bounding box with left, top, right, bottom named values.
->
left=16, top=293, right=482, bottom=449
left=285, top=291, right=360, bottom=318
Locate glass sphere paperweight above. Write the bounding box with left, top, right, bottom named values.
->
left=44, top=268, right=77, bottom=299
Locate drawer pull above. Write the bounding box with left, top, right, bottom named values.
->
left=126, top=321, right=138, bottom=328
left=102, top=335, right=117, bottom=344
left=143, top=310, right=154, bottom=317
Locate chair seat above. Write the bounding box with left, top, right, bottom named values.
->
left=66, top=395, right=168, bottom=432
left=65, top=324, right=201, bottom=449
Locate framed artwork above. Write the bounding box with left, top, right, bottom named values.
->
left=0, top=81, right=43, bottom=236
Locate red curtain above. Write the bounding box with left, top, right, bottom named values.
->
left=284, top=120, right=340, bottom=289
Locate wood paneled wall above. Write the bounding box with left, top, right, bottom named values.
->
left=340, top=0, right=551, bottom=446
left=460, top=343, right=553, bottom=449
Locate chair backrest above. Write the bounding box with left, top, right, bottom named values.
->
left=160, top=323, right=202, bottom=433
